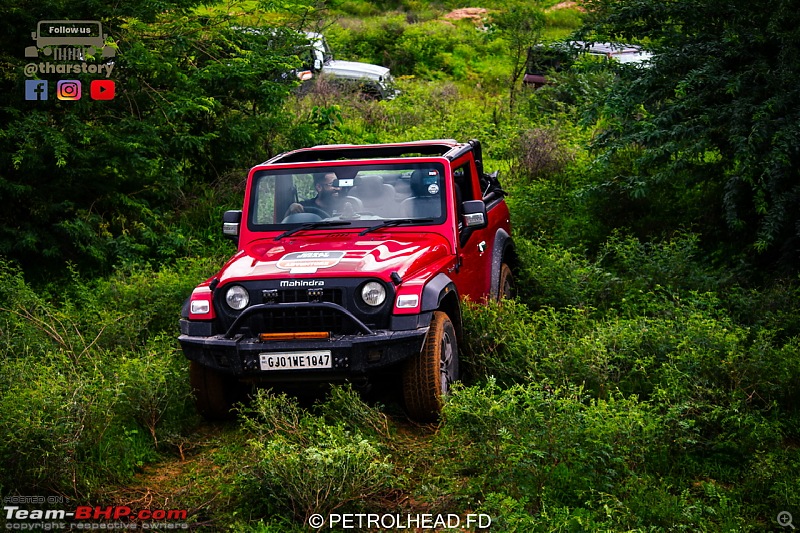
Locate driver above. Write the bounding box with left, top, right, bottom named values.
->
left=300, top=172, right=341, bottom=216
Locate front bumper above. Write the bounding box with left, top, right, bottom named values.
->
left=178, top=327, right=428, bottom=382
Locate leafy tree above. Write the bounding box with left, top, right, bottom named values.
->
left=491, top=1, right=545, bottom=109
left=0, top=0, right=312, bottom=276
left=580, top=0, right=800, bottom=268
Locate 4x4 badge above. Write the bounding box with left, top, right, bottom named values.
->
left=276, top=251, right=346, bottom=274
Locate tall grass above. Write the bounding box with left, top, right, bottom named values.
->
left=0, top=258, right=216, bottom=495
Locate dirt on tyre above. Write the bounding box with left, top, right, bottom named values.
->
left=189, top=361, right=244, bottom=420
left=402, top=311, right=458, bottom=422
left=498, top=262, right=515, bottom=301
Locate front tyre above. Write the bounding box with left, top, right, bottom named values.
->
left=498, top=263, right=515, bottom=301
left=189, top=361, right=243, bottom=420
left=403, top=311, right=458, bottom=422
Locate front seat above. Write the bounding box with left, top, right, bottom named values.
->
left=350, top=175, right=398, bottom=217
left=400, top=169, right=442, bottom=218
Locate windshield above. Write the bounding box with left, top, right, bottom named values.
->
left=247, top=163, right=447, bottom=231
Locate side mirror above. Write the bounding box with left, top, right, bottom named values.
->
left=222, top=210, right=242, bottom=243
left=461, top=200, right=487, bottom=229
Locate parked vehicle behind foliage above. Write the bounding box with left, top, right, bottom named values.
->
left=524, top=40, right=651, bottom=87
left=235, top=27, right=397, bottom=100
left=299, top=32, right=398, bottom=100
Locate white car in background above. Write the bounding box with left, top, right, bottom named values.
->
left=524, top=40, right=652, bottom=87
left=302, top=32, right=398, bottom=100
left=578, top=42, right=652, bottom=64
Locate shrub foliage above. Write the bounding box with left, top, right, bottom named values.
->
left=1, top=1, right=798, bottom=531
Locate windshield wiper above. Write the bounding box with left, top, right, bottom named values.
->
left=358, top=218, right=434, bottom=236
left=274, top=221, right=352, bottom=240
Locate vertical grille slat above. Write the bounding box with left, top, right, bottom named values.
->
left=262, top=306, right=346, bottom=333
left=276, top=289, right=343, bottom=305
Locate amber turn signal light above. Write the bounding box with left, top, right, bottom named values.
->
left=259, top=332, right=330, bottom=341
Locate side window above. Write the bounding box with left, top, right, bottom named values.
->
left=453, top=162, right=476, bottom=206
left=452, top=159, right=486, bottom=247
left=452, top=163, right=476, bottom=234
left=253, top=176, right=277, bottom=224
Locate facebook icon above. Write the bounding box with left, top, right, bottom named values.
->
left=25, top=79, right=48, bottom=101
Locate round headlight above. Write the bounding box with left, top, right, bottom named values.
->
left=225, top=285, right=250, bottom=310
left=361, top=281, right=386, bottom=307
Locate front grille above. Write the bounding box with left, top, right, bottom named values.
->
left=243, top=305, right=351, bottom=334
left=268, top=288, right=343, bottom=305
left=214, top=279, right=393, bottom=335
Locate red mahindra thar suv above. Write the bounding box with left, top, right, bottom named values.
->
left=179, top=139, right=515, bottom=421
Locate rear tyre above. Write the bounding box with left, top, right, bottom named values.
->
left=403, top=311, right=458, bottom=422
left=498, top=263, right=515, bottom=301
left=189, top=361, right=242, bottom=420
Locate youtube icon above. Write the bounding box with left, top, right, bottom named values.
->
left=90, top=79, right=115, bottom=100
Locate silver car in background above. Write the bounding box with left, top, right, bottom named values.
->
left=302, top=32, right=398, bottom=100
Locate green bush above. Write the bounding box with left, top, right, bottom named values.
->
left=723, top=280, right=800, bottom=339
left=0, top=351, right=120, bottom=495
left=241, top=388, right=396, bottom=523
left=0, top=259, right=64, bottom=359
left=511, top=236, right=614, bottom=309
left=86, top=256, right=225, bottom=346
left=1, top=256, right=222, bottom=356
left=0, top=259, right=200, bottom=495
left=463, top=283, right=799, bottom=408
left=439, top=380, right=666, bottom=513
left=436, top=375, right=791, bottom=530
left=0, top=347, right=191, bottom=495
left=457, top=255, right=799, bottom=530
left=597, top=231, right=724, bottom=297
left=326, top=15, right=408, bottom=65
left=331, top=12, right=502, bottom=80
left=543, top=6, right=585, bottom=35
left=506, top=232, right=723, bottom=312
left=116, top=334, right=194, bottom=449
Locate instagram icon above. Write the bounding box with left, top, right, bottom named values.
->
left=57, top=80, right=81, bottom=100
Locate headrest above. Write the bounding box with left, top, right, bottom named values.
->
left=359, top=174, right=384, bottom=191
left=410, top=169, right=441, bottom=196
left=380, top=172, right=402, bottom=185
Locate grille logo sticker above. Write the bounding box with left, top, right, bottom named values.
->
left=277, top=251, right=345, bottom=274
left=280, top=280, right=325, bottom=287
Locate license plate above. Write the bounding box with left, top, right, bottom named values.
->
left=259, top=351, right=332, bottom=371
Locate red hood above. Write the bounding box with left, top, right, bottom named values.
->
left=216, top=231, right=451, bottom=284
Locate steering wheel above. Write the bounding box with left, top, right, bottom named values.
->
left=281, top=213, right=322, bottom=224
left=301, top=206, right=330, bottom=218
